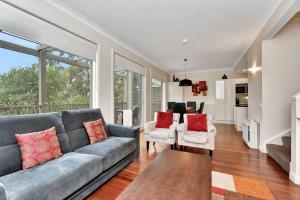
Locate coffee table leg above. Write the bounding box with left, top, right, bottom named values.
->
left=209, top=150, right=213, bottom=157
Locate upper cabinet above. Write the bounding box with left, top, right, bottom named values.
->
left=235, top=78, right=248, bottom=84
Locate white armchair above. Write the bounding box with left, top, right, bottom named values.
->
left=144, top=112, right=180, bottom=151
left=177, top=114, right=217, bottom=156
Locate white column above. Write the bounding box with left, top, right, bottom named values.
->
left=92, top=44, right=101, bottom=109
left=290, top=92, right=300, bottom=185
left=38, top=50, right=47, bottom=112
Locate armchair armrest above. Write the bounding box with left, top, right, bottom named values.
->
left=0, top=183, right=7, bottom=200
left=208, top=125, right=217, bottom=136
left=176, top=123, right=187, bottom=143
left=176, top=123, right=187, bottom=132
left=144, top=121, right=156, bottom=134
left=107, top=124, right=140, bottom=154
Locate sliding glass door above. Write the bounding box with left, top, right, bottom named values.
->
left=114, top=65, right=144, bottom=127
left=131, top=72, right=143, bottom=127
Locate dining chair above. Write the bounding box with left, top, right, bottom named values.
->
left=167, top=102, right=176, bottom=112
left=187, top=101, right=197, bottom=110
left=173, top=103, right=186, bottom=123
left=198, top=102, right=205, bottom=114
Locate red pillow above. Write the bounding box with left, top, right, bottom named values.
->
left=187, top=114, right=208, bottom=132
left=15, top=127, right=63, bottom=170
left=155, top=112, right=173, bottom=128
left=84, top=119, right=108, bottom=144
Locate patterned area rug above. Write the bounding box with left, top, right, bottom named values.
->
left=212, top=171, right=275, bottom=200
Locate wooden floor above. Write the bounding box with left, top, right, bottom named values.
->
left=87, top=124, right=300, bottom=200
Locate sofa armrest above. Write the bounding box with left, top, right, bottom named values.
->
left=0, top=183, right=7, bottom=200
left=144, top=121, right=156, bottom=134
left=107, top=124, right=140, bottom=154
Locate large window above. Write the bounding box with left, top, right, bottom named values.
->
left=151, top=79, right=163, bottom=120
left=114, top=65, right=144, bottom=127
left=0, top=31, right=92, bottom=115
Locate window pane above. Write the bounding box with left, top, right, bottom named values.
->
left=151, top=79, right=162, bottom=120
left=47, top=49, right=92, bottom=67
left=114, top=65, right=128, bottom=125
left=132, top=72, right=143, bottom=127
left=0, top=32, right=40, bottom=49
left=114, top=65, right=144, bottom=127
left=0, top=48, right=39, bottom=115
left=46, top=60, right=90, bottom=112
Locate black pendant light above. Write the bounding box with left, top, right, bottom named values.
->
left=179, top=59, right=192, bottom=86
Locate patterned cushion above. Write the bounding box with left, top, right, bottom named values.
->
left=83, top=119, right=108, bottom=144
left=15, top=127, right=63, bottom=169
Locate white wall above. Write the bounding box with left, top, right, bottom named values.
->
left=0, top=0, right=170, bottom=123
left=172, top=69, right=247, bottom=105
left=248, top=71, right=262, bottom=124
left=261, top=14, right=300, bottom=149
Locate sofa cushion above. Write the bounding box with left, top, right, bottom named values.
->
left=0, top=182, right=6, bottom=200
left=16, top=127, right=63, bottom=169
left=148, top=128, right=171, bottom=140
left=183, top=132, right=209, bottom=144
left=84, top=119, right=108, bottom=144
left=0, top=112, right=71, bottom=177
left=61, top=109, right=107, bottom=151
left=0, top=152, right=103, bottom=200
left=75, top=137, right=136, bottom=170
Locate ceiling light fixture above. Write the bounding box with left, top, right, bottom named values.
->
left=182, top=38, right=189, bottom=45
left=179, top=59, right=192, bottom=86
left=247, top=65, right=262, bottom=73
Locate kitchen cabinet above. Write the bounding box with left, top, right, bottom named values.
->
left=234, top=107, right=248, bottom=131
left=215, top=79, right=235, bottom=122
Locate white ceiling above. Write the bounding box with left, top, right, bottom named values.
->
left=59, top=0, right=279, bottom=73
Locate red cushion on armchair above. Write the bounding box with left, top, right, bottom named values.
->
left=187, top=114, right=208, bottom=132
left=155, top=112, right=173, bottom=128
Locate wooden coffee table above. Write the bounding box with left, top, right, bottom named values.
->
left=117, top=150, right=211, bottom=200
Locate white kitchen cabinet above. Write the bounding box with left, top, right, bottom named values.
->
left=215, top=79, right=235, bottom=123
left=235, top=78, right=248, bottom=84
left=234, top=107, right=248, bottom=131
left=167, top=82, right=183, bottom=102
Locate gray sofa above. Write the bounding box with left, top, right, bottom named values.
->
left=0, top=109, right=140, bottom=200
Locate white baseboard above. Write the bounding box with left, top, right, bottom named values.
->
left=214, top=120, right=234, bottom=124
left=259, top=144, right=267, bottom=153
left=289, top=170, right=300, bottom=185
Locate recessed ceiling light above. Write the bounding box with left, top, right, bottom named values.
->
left=182, top=39, right=189, bottom=45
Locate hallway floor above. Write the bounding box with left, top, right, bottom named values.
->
left=88, top=124, right=300, bottom=200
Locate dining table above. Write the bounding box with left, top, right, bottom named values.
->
left=186, top=106, right=196, bottom=113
